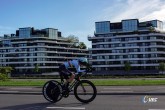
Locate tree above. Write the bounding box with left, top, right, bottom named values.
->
left=66, top=35, right=87, bottom=49
left=0, top=67, right=12, bottom=81
left=159, top=62, right=165, bottom=74
left=66, top=35, right=79, bottom=43
left=124, top=62, right=131, bottom=75
left=78, top=42, right=87, bottom=49
left=149, top=26, right=156, bottom=33
left=72, top=42, right=79, bottom=48
left=34, top=64, right=39, bottom=73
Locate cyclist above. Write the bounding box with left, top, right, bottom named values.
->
left=59, top=57, right=89, bottom=89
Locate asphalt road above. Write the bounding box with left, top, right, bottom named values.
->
left=1, top=85, right=165, bottom=110
left=0, top=94, right=165, bottom=110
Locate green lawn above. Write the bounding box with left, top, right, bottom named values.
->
left=0, top=79, right=165, bottom=86
left=92, top=79, right=165, bottom=86
left=0, top=80, right=45, bottom=86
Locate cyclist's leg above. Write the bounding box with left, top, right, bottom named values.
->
left=59, top=64, right=65, bottom=82
left=60, top=65, right=75, bottom=83
left=66, top=73, right=75, bottom=83
left=59, top=64, right=76, bottom=90
left=59, top=65, right=71, bottom=89
left=60, top=73, right=70, bottom=91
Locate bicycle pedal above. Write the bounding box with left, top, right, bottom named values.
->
left=62, top=91, right=69, bottom=97
left=63, top=94, right=69, bottom=98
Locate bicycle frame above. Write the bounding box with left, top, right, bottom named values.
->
left=68, top=78, right=79, bottom=91
left=61, top=73, right=85, bottom=93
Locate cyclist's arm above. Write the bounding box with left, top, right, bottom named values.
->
left=75, top=63, right=86, bottom=74
left=63, top=63, right=72, bottom=74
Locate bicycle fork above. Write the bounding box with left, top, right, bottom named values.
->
left=80, top=83, right=87, bottom=95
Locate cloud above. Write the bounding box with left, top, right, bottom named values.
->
left=99, top=0, right=165, bottom=23
left=140, top=5, right=165, bottom=22
left=73, top=0, right=165, bottom=48
left=84, top=0, right=165, bottom=48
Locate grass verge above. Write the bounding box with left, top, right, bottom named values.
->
left=0, top=79, right=165, bottom=86
left=92, top=79, right=165, bottom=86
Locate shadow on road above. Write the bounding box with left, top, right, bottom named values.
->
left=0, top=102, right=87, bottom=110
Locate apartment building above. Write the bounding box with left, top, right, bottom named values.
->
left=0, top=27, right=88, bottom=75
left=88, top=19, right=165, bottom=75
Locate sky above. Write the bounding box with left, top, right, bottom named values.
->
left=0, top=0, right=165, bottom=48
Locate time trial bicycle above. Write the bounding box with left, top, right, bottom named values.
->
left=42, top=68, right=97, bottom=103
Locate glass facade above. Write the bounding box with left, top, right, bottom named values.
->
left=2, top=40, right=11, bottom=47
left=151, top=20, right=163, bottom=30
left=44, top=28, right=58, bottom=39
left=95, top=21, right=110, bottom=33
left=19, top=27, right=31, bottom=38
left=122, top=19, right=138, bottom=31
left=95, top=19, right=163, bottom=34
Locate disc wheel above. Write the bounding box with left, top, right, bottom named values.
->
left=42, top=80, right=63, bottom=103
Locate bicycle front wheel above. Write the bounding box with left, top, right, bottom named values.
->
left=74, top=80, right=97, bottom=103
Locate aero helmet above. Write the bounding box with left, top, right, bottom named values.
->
left=78, top=57, right=88, bottom=63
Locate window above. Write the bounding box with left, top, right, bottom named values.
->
left=150, top=37, right=156, bottom=40
left=30, top=48, right=35, bottom=51
left=122, top=19, right=138, bottom=31
left=97, top=56, right=103, bottom=59
left=151, top=54, right=157, bottom=57
left=38, top=43, right=45, bottom=46
left=19, top=28, right=31, bottom=38
left=37, top=48, right=46, bottom=51
left=151, top=48, right=157, bottom=51
left=105, top=56, right=109, bottom=59
left=95, top=21, right=110, bottom=33
left=104, top=45, right=109, bottom=48
left=100, top=45, right=103, bottom=48
left=150, top=42, right=156, bottom=45
left=140, top=48, right=145, bottom=52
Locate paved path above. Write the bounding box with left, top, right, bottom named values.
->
left=1, top=86, right=165, bottom=95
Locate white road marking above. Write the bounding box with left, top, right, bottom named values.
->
left=101, top=90, right=133, bottom=93
left=102, top=87, right=133, bottom=93
left=104, top=88, right=131, bottom=90
left=47, top=106, right=85, bottom=109
left=0, top=90, right=19, bottom=93
left=10, top=87, right=33, bottom=90
left=149, top=109, right=165, bottom=110
left=157, top=87, right=165, bottom=89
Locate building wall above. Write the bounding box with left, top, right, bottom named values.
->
left=89, top=19, right=165, bottom=75
left=0, top=27, right=88, bottom=75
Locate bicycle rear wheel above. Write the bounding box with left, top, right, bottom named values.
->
left=42, top=80, right=63, bottom=103
left=74, top=80, right=97, bottom=103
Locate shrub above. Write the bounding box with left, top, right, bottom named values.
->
left=0, top=67, right=12, bottom=81
left=0, top=73, right=8, bottom=81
